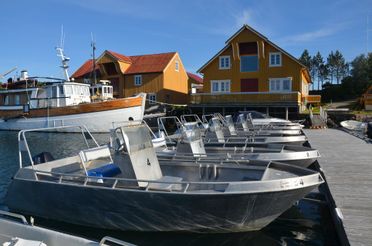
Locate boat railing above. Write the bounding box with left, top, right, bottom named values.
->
left=17, top=125, right=99, bottom=169
left=26, top=163, right=323, bottom=194
left=319, top=106, right=328, bottom=123
left=0, top=210, right=29, bottom=225
left=30, top=168, right=230, bottom=193
left=99, top=236, right=136, bottom=246
left=309, top=105, right=314, bottom=121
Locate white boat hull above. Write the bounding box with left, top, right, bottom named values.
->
left=0, top=106, right=144, bottom=132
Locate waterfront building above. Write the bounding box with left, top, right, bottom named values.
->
left=72, top=50, right=189, bottom=104
left=191, top=25, right=321, bottom=115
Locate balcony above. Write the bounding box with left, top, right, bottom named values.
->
left=304, top=95, right=322, bottom=105
left=189, top=91, right=301, bottom=106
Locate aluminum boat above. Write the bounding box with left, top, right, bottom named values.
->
left=0, top=210, right=133, bottom=246
left=159, top=116, right=308, bottom=146
left=153, top=126, right=319, bottom=168
left=6, top=124, right=323, bottom=233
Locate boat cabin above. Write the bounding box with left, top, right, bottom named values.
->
left=0, top=81, right=91, bottom=110
left=90, top=80, right=114, bottom=101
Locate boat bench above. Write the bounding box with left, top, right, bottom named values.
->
left=147, top=176, right=183, bottom=191
left=87, top=163, right=121, bottom=178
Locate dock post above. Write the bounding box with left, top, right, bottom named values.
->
left=222, top=107, right=225, bottom=116
left=285, top=107, right=289, bottom=120
left=202, top=107, right=205, bottom=115
left=266, top=107, right=269, bottom=116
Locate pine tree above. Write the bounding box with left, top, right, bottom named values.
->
left=327, top=51, right=336, bottom=84
left=312, top=52, right=324, bottom=90
left=334, top=50, right=347, bottom=84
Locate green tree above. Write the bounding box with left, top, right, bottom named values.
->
left=312, top=52, right=324, bottom=90
left=327, top=51, right=336, bottom=84
left=319, top=63, right=329, bottom=88
left=333, top=50, right=348, bottom=84
left=299, top=49, right=312, bottom=69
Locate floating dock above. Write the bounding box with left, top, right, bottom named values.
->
left=304, top=128, right=372, bottom=245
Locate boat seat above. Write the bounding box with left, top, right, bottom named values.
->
left=147, top=176, right=183, bottom=191
left=86, top=163, right=121, bottom=178
left=79, top=145, right=119, bottom=177
left=121, top=124, right=183, bottom=189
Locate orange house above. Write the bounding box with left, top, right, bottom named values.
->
left=192, top=25, right=320, bottom=114
left=71, top=50, right=189, bottom=104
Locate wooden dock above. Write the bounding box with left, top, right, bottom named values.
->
left=303, top=128, right=372, bottom=246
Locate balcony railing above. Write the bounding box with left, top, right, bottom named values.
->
left=305, top=95, right=321, bottom=104
left=190, top=91, right=301, bottom=105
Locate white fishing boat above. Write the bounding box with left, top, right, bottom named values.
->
left=0, top=48, right=146, bottom=132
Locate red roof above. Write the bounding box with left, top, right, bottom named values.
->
left=72, top=51, right=176, bottom=78
left=106, top=50, right=132, bottom=63
left=125, top=52, right=176, bottom=74
left=187, top=72, right=203, bottom=84
left=71, top=59, right=98, bottom=78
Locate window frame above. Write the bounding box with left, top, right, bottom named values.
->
left=240, top=55, right=259, bottom=72
left=210, top=80, right=231, bottom=93
left=148, top=93, right=156, bottom=104
left=269, top=52, right=282, bottom=67
left=219, top=56, right=231, bottom=70
left=134, top=75, right=142, bottom=86
left=269, top=77, right=292, bottom=92
left=175, top=60, right=179, bottom=72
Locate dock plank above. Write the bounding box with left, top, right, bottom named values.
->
left=303, top=129, right=372, bottom=246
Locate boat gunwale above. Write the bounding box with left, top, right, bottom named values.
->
left=12, top=165, right=324, bottom=196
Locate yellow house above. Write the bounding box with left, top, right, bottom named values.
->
left=71, top=50, right=189, bottom=104
left=192, top=25, right=321, bottom=114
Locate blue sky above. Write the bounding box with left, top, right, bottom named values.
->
left=0, top=0, right=372, bottom=80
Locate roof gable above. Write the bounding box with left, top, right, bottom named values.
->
left=197, top=24, right=307, bottom=73
left=125, top=52, right=176, bottom=74
left=72, top=51, right=177, bottom=78
left=71, top=59, right=98, bottom=78
left=187, top=72, right=203, bottom=84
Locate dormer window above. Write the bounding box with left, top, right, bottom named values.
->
left=134, top=75, right=142, bottom=86
left=269, top=52, right=282, bottom=67
left=219, top=56, right=230, bottom=70
left=175, top=60, right=179, bottom=72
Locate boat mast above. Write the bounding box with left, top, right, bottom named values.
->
left=56, top=47, right=70, bottom=81
left=56, top=26, right=70, bottom=82
left=91, top=33, right=97, bottom=85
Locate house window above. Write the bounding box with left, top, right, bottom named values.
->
left=134, top=75, right=142, bottom=86
left=269, top=52, right=282, bottom=67
left=175, top=60, right=179, bottom=71
left=148, top=93, right=156, bottom=104
left=15, top=95, right=20, bottom=105
left=269, top=78, right=292, bottom=92
left=219, top=56, right=230, bottom=69
left=241, top=56, right=258, bottom=72
left=211, top=80, right=231, bottom=93
left=239, top=42, right=258, bottom=72
left=4, top=95, right=9, bottom=105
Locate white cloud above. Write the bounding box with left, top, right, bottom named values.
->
left=280, top=28, right=337, bottom=43
left=277, top=21, right=352, bottom=44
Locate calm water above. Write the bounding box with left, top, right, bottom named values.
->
left=0, top=131, right=340, bottom=246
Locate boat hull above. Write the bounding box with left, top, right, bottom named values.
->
left=0, top=95, right=145, bottom=132
left=5, top=179, right=318, bottom=233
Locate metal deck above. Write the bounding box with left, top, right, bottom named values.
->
left=304, top=128, right=372, bottom=246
